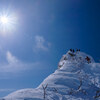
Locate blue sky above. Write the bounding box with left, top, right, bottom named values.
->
left=0, top=0, right=100, bottom=97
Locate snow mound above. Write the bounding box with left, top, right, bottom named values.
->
left=58, top=50, right=94, bottom=69
left=1, top=51, right=100, bottom=100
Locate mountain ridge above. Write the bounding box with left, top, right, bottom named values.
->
left=1, top=50, right=100, bottom=100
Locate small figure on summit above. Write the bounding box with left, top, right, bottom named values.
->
left=70, top=48, right=80, bottom=52
left=70, top=49, right=72, bottom=52
left=76, top=49, right=80, bottom=52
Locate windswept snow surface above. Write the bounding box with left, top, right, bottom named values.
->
left=1, top=51, right=100, bottom=100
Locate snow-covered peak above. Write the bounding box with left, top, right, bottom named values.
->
left=58, top=50, right=95, bottom=69
left=38, top=51, right=96, bottom=89
left=1, top=50, right=100, bottom=100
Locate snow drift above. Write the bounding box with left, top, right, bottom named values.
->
left=1, top=50, right=100, bottom=100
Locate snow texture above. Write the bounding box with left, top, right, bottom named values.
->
left=0, top=50, right=100, bottom=100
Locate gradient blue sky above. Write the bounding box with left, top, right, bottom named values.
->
left=0, top=0, right=100, bottom=97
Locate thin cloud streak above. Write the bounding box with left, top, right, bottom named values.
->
left=0, top=51, right=46, bottom=78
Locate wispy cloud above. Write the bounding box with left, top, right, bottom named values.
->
left=34, top=35, right=51, bottom=51
left=6, top=51, right=19, bottom=64
left=0, top=51, right=41, bottom=76
left=0, top=50, right=50, bottom=79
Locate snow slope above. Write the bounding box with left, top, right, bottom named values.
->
left=1, top=50, right=100, bottom=100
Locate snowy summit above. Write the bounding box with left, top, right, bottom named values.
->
left=1, top=50, right=100, bottom=100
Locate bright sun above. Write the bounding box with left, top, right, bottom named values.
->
left=0, top=16, right=9, bottom=24
left=0, top=12, right=17, bottom=35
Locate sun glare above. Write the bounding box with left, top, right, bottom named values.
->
left=0, top=11, right=17, bottom=35
left=0, top=16, right=9, bottom=24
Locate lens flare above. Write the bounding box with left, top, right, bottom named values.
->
left=0, top=11, right=18, bottom=35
